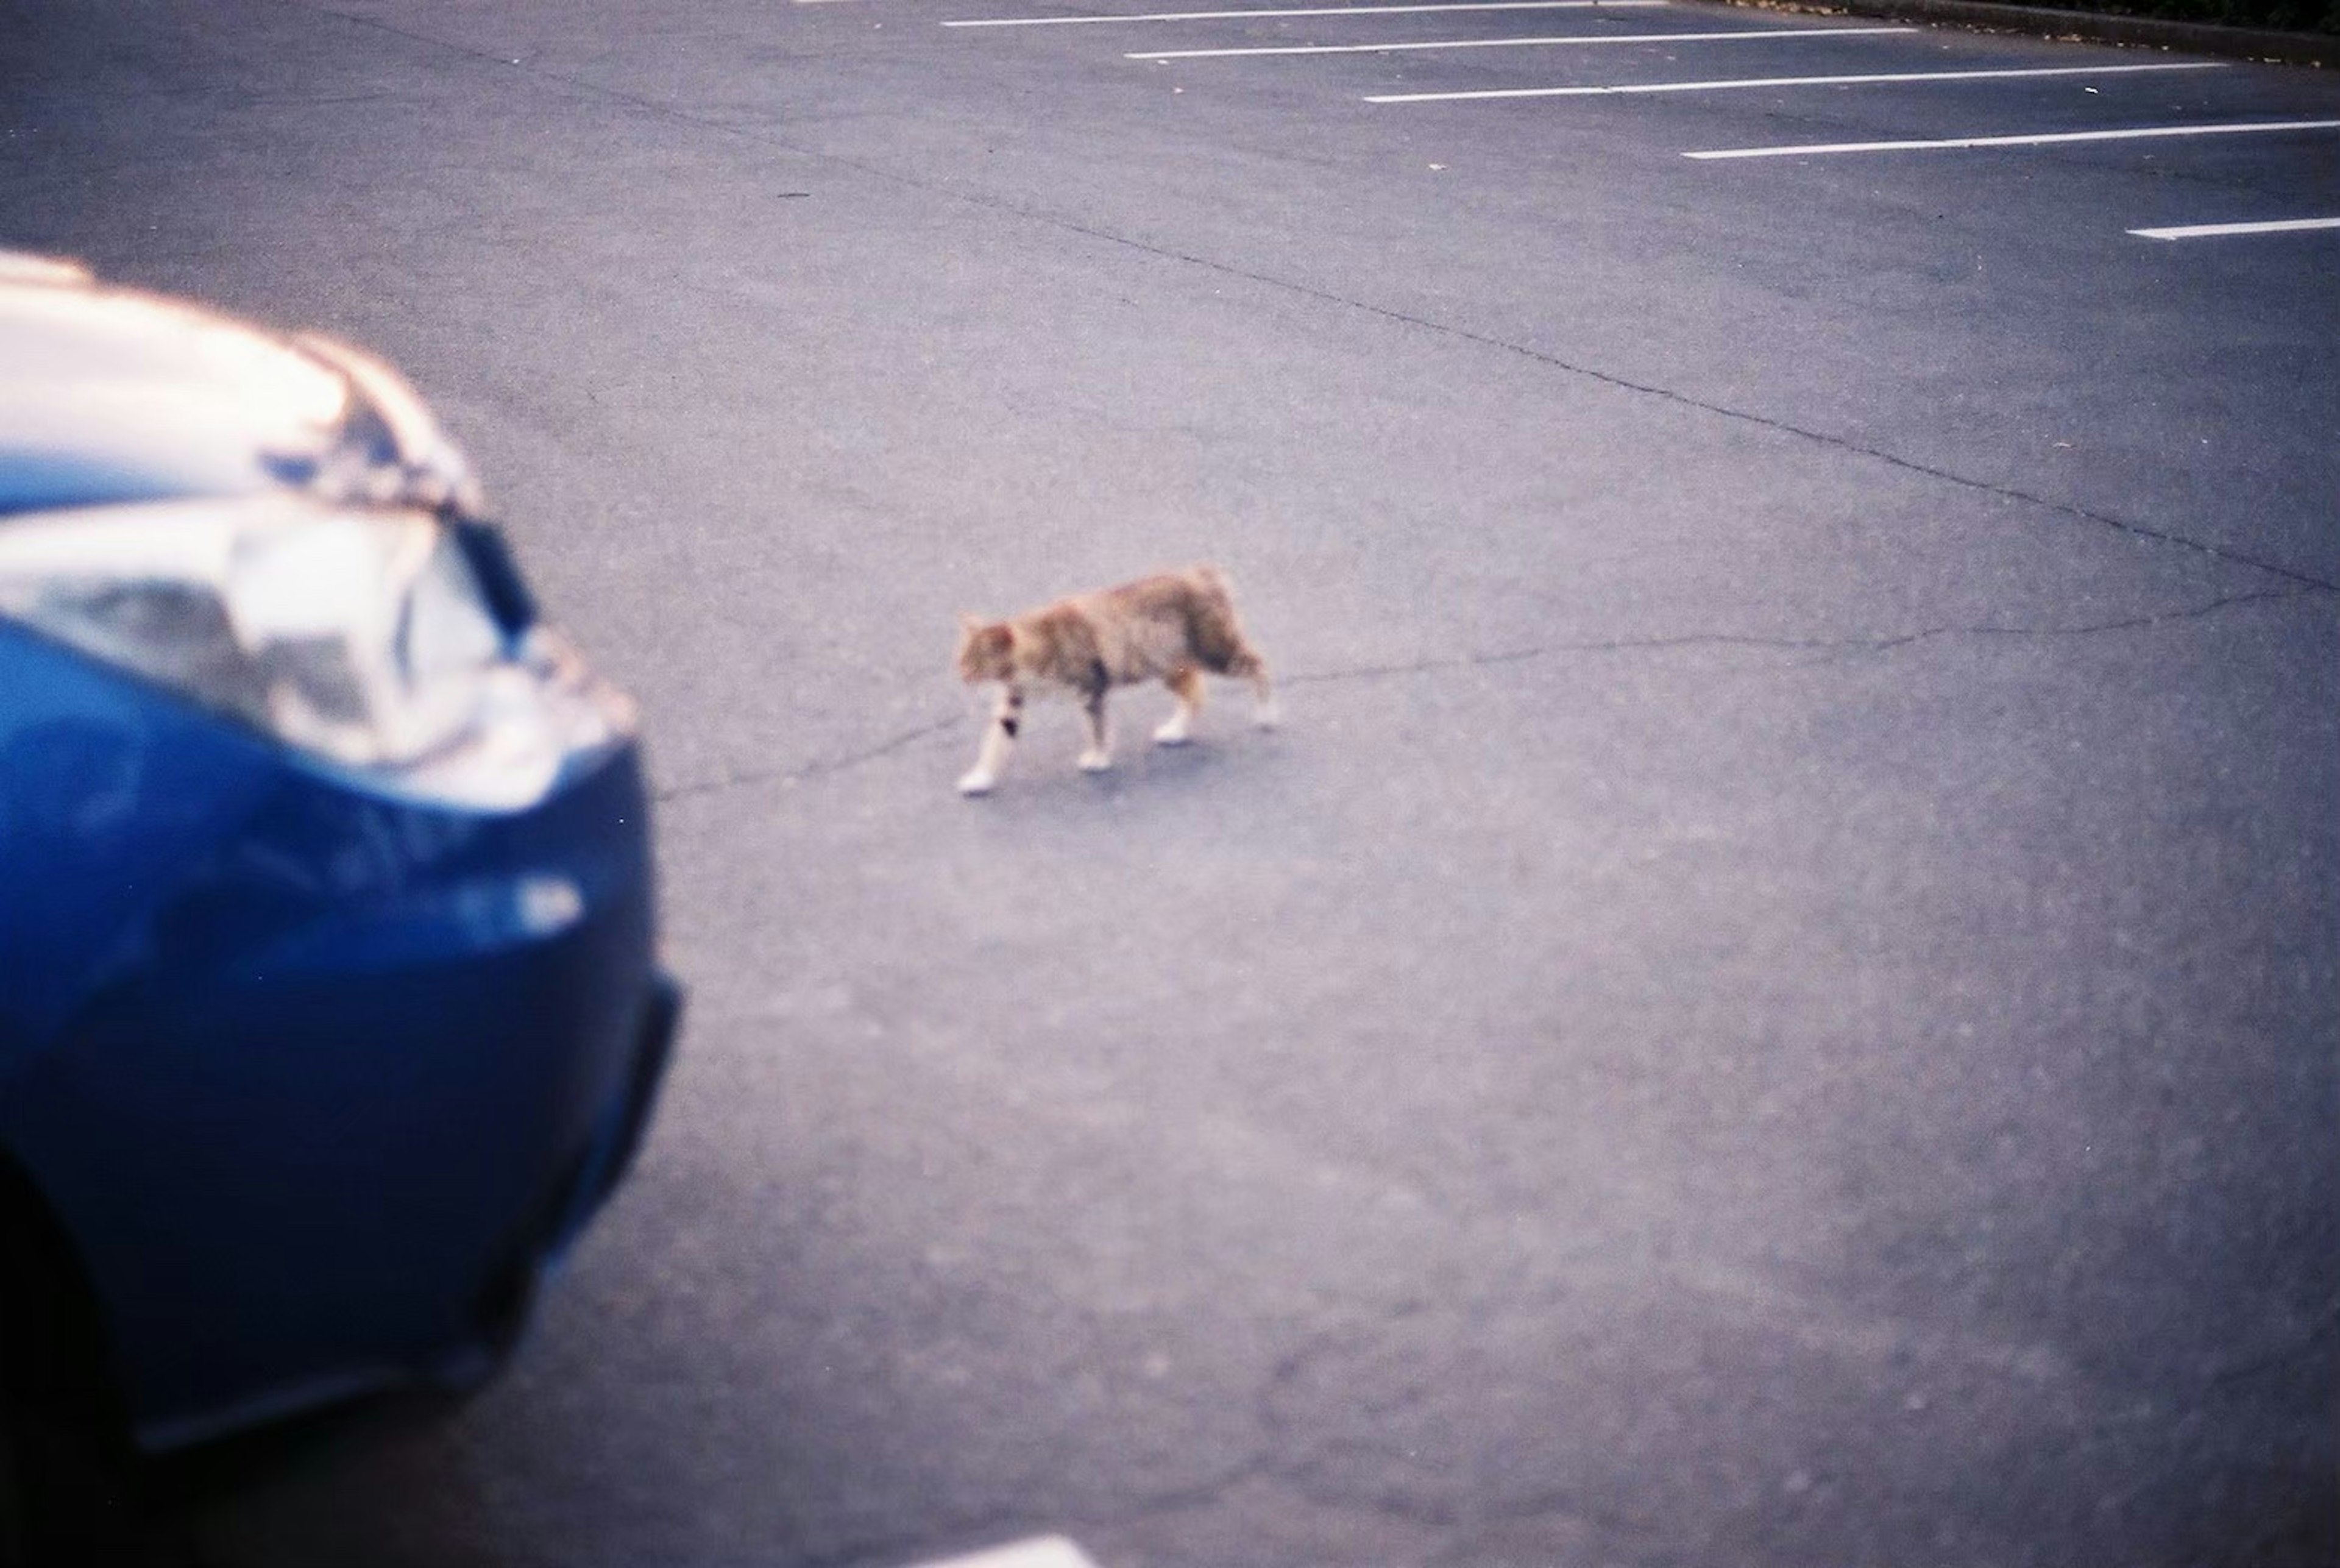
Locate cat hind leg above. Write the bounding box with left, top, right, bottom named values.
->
left=1154, top=666, right=1204, bottom=747
left=1223, top=647, right=1277, bottom=729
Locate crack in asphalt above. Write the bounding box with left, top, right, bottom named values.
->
left=273, top=0, right=2340, bottom=600
left=902, top=215, right=2340, bottom=597
left=1044, top=1304, right=1654, bottom=1550
left=2205, top=1295, right=2340, bottom=1388
left=1281, top=584, right=2337, bottom=686
left=1163, top=1222, right=2331, bottom=1558
left=653, top=715, right=962, bottom=803
left=653, top=584, right=2333, bottom=803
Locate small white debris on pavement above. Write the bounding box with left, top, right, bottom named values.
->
left=907, top=1534, right=1102, bottom=1568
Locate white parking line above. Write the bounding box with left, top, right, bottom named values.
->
left=946, top=0, right=1663, bottom=26
left=1686, top=118, right=2340, bottom=158
left=2129, top=216, right=2340, bottom=239
left=1127, top=23, right=1910, bottom=58
left=908, top=1538, right=1101, bottom=1568
left=1369, top=59, right=2221, bottom=101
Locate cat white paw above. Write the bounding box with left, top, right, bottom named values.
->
left=1077, top=750, right=1114, bottom=773
left=1253, top=703, right=1281, bottom=731
left=957, top=770, right=997, bottom=796
left=1152, top=718, right=1193, bottom=747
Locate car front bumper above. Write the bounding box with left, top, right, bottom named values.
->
left=0, top=626, right=679, bottom=1449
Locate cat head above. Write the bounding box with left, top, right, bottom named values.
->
left=955, top=617, right=1016, bottom=683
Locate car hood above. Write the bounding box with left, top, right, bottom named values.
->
left=0, top=261, right=361, bottom=517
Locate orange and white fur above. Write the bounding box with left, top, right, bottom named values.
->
left=954, top=565, right=1275, bottom=796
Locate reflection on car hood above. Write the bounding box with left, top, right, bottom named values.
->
left=0, top=266, right=355, bottom=517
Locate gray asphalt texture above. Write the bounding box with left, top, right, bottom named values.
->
left=5, top=1, right=2338, bottom=1564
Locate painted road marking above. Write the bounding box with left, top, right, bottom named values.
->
left=909, top=1538, right=1101, bottom=1568
left=2130, top=216, right=2340, bottom=239
left=1369, top=59, right=2222, bottom=101
left=1686, top=117, right=2340, bottom=158
left=1127, top=23, right=1910, bottom=57
left=947, top=0, right=1664, bottom=26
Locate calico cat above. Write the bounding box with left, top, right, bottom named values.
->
left=954, top=564, right=1275, bottom=796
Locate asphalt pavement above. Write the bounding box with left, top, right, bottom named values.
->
left=3, top=0, right=2336, bottom=1564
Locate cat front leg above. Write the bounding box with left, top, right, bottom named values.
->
left=1077, top=686, right=1114, bottom=773
left=958, top=685, right=1024, bottom=796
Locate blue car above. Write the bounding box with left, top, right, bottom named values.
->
left=0, top=254, right=678, bottom=1555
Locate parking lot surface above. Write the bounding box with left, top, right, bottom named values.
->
left=3, top=0, right=2336, bottom=1564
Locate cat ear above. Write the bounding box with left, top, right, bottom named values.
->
left=960, top=613, right=982, bottom=632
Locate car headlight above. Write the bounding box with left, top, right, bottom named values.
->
left=0, top=493, right=633, bottom=811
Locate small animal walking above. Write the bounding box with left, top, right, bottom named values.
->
left=954, top=564, right=1276, bottom=796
